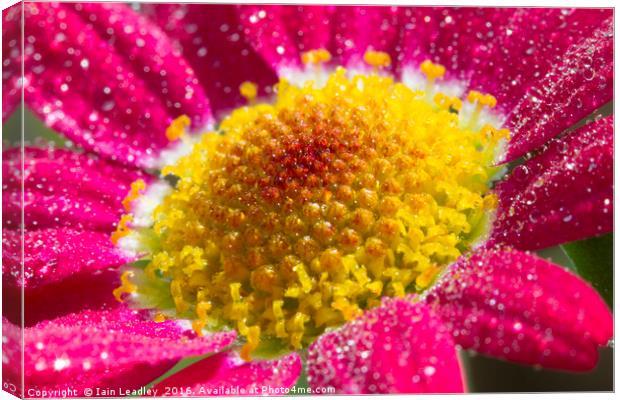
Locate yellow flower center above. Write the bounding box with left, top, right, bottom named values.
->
left=114, top=51, right=507, bottom=360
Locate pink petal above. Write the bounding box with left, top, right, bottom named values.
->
left=2, top=147, right=143, bottom=325
left=236, top=5, right=302, bottom=71
left=3, top=308, right=235, bottom=396
left=232, top=5, right=405, bottom=75
left=3, top=146, right=145, bottom=232
left=491, top=116, right=613, bottom=250
left=503, top=16, right=613, bottom=162
left=468, top=9, right=609, bottom=112
left=2, top=4, right=21, bottom=121
left=143, top=4, right=277, bottom=115
left=425, top=248, right=613, bottom=371
left=236, top=5, right=337, bottom=73
left=74, top=3, right=210, bottom=126
left=23, top=3, right=211, bottom=167
left=307, top=298, right=464, bottom=394
left=331, top=6, right=402, bottom=70
left=2, top=227, right=131, bottom=325
left=152, top=352, right=301, bottom=396
left=5, top=268, right=121, bottom=328
left=398, top=8, right=514, bottom=81
left=396, top=7, right=440, bottom=71
left=279, top=6, right=334, bottom=54
left=3, top=228, right=128, bottom=290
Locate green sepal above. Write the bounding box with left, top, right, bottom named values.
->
left=562, top=233, right=613, bottom=310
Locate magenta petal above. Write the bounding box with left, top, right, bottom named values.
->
left=398, top=8, right=513, bottom=81
left=279, top=6, right=334, bottom=54
left=2, top=226, right=131, bottom=326
left=2, top=4, right=21, bottom=121
left=237, top=5, right=302, bottom=71
left=307, top=298, right=464, bottom=394
left=2, top=147, right=143, bottom=325
left=503, top=16, right=613, bottom=162
left=425, top=248, right=613, bottom=371
left=73, top=3, right=210, bottom=127
left=331, top=6, right=402, bottom=70
left=237, top=5, right=335, bottom=68
left=5, top=267, right=121, bottom=328
left=3, top=146, right=145, bottom=232
left=491, top=116, right=613, bottom=250
left=23, top=3, right=211, bottom=167
left=397, top=7, right=441, bottom=71
left=3, top=228, right=128, bottom=290
left=3, top=308, right=235, bottom=396
left=469, top=9, right=609, bottom=112
left=152, top=352, right=301, bottom=396
left=143, top=4, right=277, bottom=115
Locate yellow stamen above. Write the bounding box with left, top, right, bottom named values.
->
left=113, top=270, right=137, bottom=302
left=481, top=124, right=511, bottom=144
left=110, top=214, right=133, bottom=245
left=170, top=279, right=190, bottom=313
left=415, top=264, right=441, bottom=289
left=239, top=81, right=258, bottom=104
left=302, top=49, right=333, bottom=81
left=122, top=179, right=146, bottom=212
left=191, top=301, right=212, bottom=336
left=420, top=60, right=446, bottom=82
left=363, top=50, right=391, bottom=71
left=467, top=90, right=497, bottom=108
left=301, top=49, right=332, bottom=66
left=466, top=90, right=498, bottom=129
left=483, top=193, right=499, bottom=210
left=497, top=128, right=511, bottom=141
left=420, top=59, right=446, bottom=100
left=153, top=312, right=167, bottom=323
left=240, top=325, right=260, bottom=361
left=165, top=115, right=190, bottom=142
left=433, top=93, right=462, bottom=112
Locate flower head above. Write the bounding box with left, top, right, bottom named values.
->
left=2, top=3, right=613, bottom=396
left=117, top=54, right=507, bottom=359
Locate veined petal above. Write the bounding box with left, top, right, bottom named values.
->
left=2, top=227, right=131, bottom=325
left=468, top=9, right=608, bottom=113
left=2, top=228, right=128, bottom=291
left=307, top=298, right=464, bottom=394
left=236, top=5, right=403, bottom=75
left=143, top=4, right=277, bottom=115
left=2, top=309, right=235, bottom=397
left=74, top=3, right=210, bottom=127
left=398, top=7, right=513, bottom=84
left=23, top=2, right=211, bottom=168
left=236, top=5, right=302, bottom=71
left=279, top=6, right=334, bottom=54
left=2, top=147, right=143, bottom=325
left=152, top=352, right=301, bottom=396
left=3, top=146, right=146, bottom=232
left=331, top=6, right=402, bottom=71
left=425, top=248, right=613, bottom=371
left=503, top=16, right=613, bottom=162
left=492, top=116, right=613, bottom=250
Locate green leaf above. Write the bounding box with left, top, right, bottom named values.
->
left=562, top=233, right=613, bottom=309
left=535, top=246, right=576, bottom=272
left=4, top=106, right=69, bottom=146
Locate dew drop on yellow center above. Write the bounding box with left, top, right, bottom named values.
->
left=116, top=52, right=507, bottom=360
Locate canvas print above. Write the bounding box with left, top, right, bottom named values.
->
left=1, top=2, right=614, bottom=397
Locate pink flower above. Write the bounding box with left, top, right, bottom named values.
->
left=2, top=3, right=613, bottom=396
